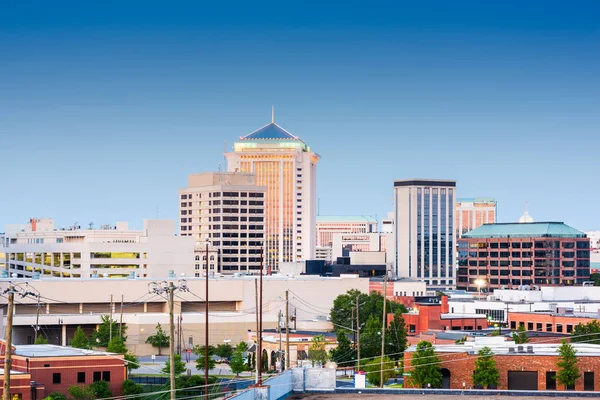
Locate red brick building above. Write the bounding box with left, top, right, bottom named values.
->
left=509, top=310, right=598, bottom=335
left=0, top=341, right=126, bottom=398
left=0, top=370, right=34, bottom=400
left=404, top=339, right=600, bottom=391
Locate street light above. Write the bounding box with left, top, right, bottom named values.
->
left=475, top=279, right=485, bottom=297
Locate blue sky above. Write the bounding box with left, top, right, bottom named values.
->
left=1, top=1, right=599, bottom=231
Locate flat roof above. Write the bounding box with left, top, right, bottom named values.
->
left=456, top=197, right=496, bottom=204
left=462, top=222, right=586, bottom=239
left=15, top=344, right=118, bottom=358
left=316, top=215, right=377, bottom=223
left=394, top=179, right=456, bottom=188
left=406, top=341, right=600, bottom=357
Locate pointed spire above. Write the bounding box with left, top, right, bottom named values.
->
left=271, top=106, right=275, bottom=124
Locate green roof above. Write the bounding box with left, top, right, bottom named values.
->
left=316, top=215, right=377, bottom=223
left=462, top=222, right=586, bottom=239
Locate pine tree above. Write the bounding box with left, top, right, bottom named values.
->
left=71, top=326, right=90, bottom=349
left=410, top=341, right=442, bottom=388
left=556, top=340, right=580, bottom=390
left=194, top=345, right=216, bottom=372
left=145, top=323, right=169, bottom=355
left=472, top=346, right=499, bottom=388
left=386, top=312, right=408, bottom=361
left=512, top=323, right=530, bottom=344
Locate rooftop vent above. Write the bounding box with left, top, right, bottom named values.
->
left=508, top=347, right=515, bottom=353
left=517, top=345, right=524, bottom=353
left=527, top=346, right=533, bottom=353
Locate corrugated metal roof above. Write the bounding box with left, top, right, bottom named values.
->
left=462, top=222, right=586, bottom=239
left=316, top=215, right=377, bottom=223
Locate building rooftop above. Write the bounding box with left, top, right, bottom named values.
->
left=316, top=215, right=377, bottom=223
left=14, top=344, right=119, bottom=358
left=241, top=122, right=304, bottom=142
left=456, top=197, right=497, bottom=204
left=394, top=179, right=456, bottom=187
left=462, top=222, right=586, bottom=239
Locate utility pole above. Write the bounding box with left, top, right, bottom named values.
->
left=285, top=290, right=290, bottom=370
left=3, top=285, right=14, bottom=400
left=254, top=278, right=259, bottom=384
left=380, top=275, right=388, bottom=388
left=109, top=294, right=113, bottom=341
left=278, top=310, right=283, bottom=371
left=356, top=296, right=361, bottom=372
left=148, top=279, right=188, bottom=400
left=258, top=246, right=264, bottom=385
left=34, top=296, right=40, bottom=342
left=119, top=295, right=124, bottom=337
left=205, top=238, right=210, bottom=400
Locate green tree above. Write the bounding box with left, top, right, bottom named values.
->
left=35, top=336, right=48, bottom=344
left=215, top=343, right=234, bottom=359
left=122, top=380, right=144, bottom=396
left=145, top=323, right=169, bottom=355
left=364, top=356, right=395, bottom=387
left=68, top=385, right=96, bottom=400
left=91, top=315, right=126, bottom=347
left=107, top=337, right=139, bottom=371
left=329, top=330, right=355, bottom=365
left=308, top=334, right=328, bottom=367
left=472, top=346, right=499, bottom=389
left=162, top=353, right=187, bottom=375
left=71, top=326, right=91, bottom=349
left=572, top=320, right=600, bottom=345
left=386, top=312, right=408, bottom=361
left=261, top=351, right=268, bottom=371
left=230, top=349, right=246, bottom=376
left=247, top=353, right=253, bottom=369
left=410, top=341, right=442, bottom=389
left=556, top=340, right=580, bottom=390
left=45, top=392, right=67, bottom=400
left=193, top=345, right=216, bottom=372
left=360, top=315, right=382, bottom=359
left=251, top=352, right=256, bottom=369
left=590, top=273, right=600, bottom=286
left=89, top=380, right=112, bottom=399
left=236, top=341, right=249, bottom=353
left=512, top=323, right=530, bottom=344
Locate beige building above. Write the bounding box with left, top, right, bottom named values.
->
left=179, top=172, right=266, bottom=275
left=3, top=218, right=194, bottom=279
left=456, top=197, right=497, bottom=237
left=316, top=215, right=378, bottom=248
left=225, top=116, right=320, bottom=270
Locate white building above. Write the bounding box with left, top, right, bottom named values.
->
left=179, top=172, right=266, bottom=275
left=3, top=218, right=194, bottom=279
left=316, top=215, right=378, bottom=247
left=586, top=231, right=600, bottom=249
left=394, top=179, right=456, bottom=289
left=225, top=115, right=320, bottom=270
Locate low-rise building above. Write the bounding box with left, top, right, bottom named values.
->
left=508, top=310, right=600, bottom=335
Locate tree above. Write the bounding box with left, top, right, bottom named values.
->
left=251, top=352, right=256, bottom=370
left=193, top=345, right=216, bottom=372
left=556, top=340, right=580, bottom=390
left=472, top=346, right=499, bottom=389
left=89, top=380, right=112, bottom=399
left=107, top=337, right=139, bottom=371
left=91, top=315, right=126, bottom=347
left=247, top=353, right=253, bottom=369
left=145, top=323, right=169, bottom=355
left=360, top=315, right=382, bottom=359
left=230, top=348, right=246, bottom=376
left=410, top=341, right=442, bottom=388
left=162, top=353, right=187, bottom=375
left=512, top=323, right=530, bottom=344
left=215, top=343, right=234, bottom=359
left=261, top=351, right=268, bottom=371
left=572, top=320, right=600, bottom=345
left=386, top=312, right=408, bottom=361
left=236, top=341, right=249, bottom=353
left=364, top=356, right=395, bottom=387
left=68, top=385, right=96, bottom=400
left=329, top=330, right=355, bottom=365
left=122, top=380, right=144, bottom=396
left=590, top=273, right=600, bottom=286
left=71, top=326, right=91, bottom=349
left=35, top=336, right=48, bottom=344
left=45, top=393, right=67, bottom=400
left=308, top=334, right=328, bottom=367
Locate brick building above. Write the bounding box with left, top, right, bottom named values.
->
left=509, top=310, right=600, bottom=335
left=0, top=341, right=126, bottom=398
left=0, top=370, right=33, bottom=400
left=404, top=338, right=600, bottom=391
left=457, top=222, right=590, bottom=292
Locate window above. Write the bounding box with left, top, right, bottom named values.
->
left=527, top=322, right=534, bottom=331
left=102, top=371, right=111, bottom=382
left=536, top=323, right=542, bottom=331
left=556, top=324, right=563, bottom=333
left=77, top=372, right=86, bottom=383
left=510, top=321, right=516, bottom=329
left=53, top=373, right=61, bottom=384
left=546, top=323, right=552, bottom=332
left=93, top=371, right=101, bottom=382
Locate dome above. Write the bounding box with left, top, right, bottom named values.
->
left=519, top=210, right=534, bottom=223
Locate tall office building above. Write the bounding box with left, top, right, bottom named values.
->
left=179, top=172, right=266, bottom=274
left=394, top=179, right=456, bottom=289
left=456, top=197, right=497, bottom=237
left=225, top=116, right=320, bottom=270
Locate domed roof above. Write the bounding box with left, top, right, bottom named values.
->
left=519, top=211, right=534, bottom=223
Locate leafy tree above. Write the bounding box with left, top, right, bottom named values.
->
left=556, top=340, right=580, bottom=390
left=512, top=323, right=530, bottom=344
left=68, top=385, right=96, bottom=400
left=35, top=336, right=48, bottom=344
left=107, top=337, right=139, bottom=371
left=572, top=320, right=600, bottom=345
left=145, top=323, right=169, bottom=355
left=251, top=352, right=256, bottom=369
left=364, top=356, right=395, bottom=387
left=308, top=334, right=328, bottom=367
left=590, top=273, right=600, bottom=286
left=329, top=330, right=355, bottom=365
left=410, top=341, right=442, bottom=388
left=386, top=312, right=408, bottom=361
left=71, top=326, right=91, bottom=349
left=261, top=351, right=268, bottom=371
left=360, top=315, right=382, bottom=359
left=230, top=348, right=246, bottom=376
left=89, top=380, right=112, bottom=399
left=162, top=353, right=187, bottom=375
left=91, top=315, right=126, bottom=347
left=193, top=345, right=216, bottom=372
left=472, top=346, right=499, bottom=389
left=236, top=341, right=249, bottom=353
left=122, top=380, right=144, bottom=396
left=215, top=343, right=234, bottom=359
left=45, top=392, right=67, bottom=400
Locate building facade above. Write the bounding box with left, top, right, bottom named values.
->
left=394, top=179, right=456, bottom=289
left=3, top=219, right=194, bottom=279
left=225, top=118, right=319, bottom=270
left=456, top=197, right=497, bottom=237
left=315, top=215, right=377, bottom=247
left=457, top=222, right=591, bottom=292
left=179, top=172, right=266, bottom=274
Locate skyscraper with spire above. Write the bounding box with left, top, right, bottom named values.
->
left=225, top=110, right=320, bottom=270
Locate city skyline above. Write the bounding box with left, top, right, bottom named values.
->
left=2, top=1, right=599, bottom=231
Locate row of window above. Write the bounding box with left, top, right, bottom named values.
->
left=181, top=192, right=264, bottom=200
left=462, top=241, right=589, bottom=249
left=53, top=371, right=110, bottom=384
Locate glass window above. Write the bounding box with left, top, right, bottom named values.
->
left=53, top=373, right=61, bottom=384
left=77, top=372, right=85, bottom=383
left=93, top=371, right=101, bottom=382
left=102, top=371, right=110, bottom=382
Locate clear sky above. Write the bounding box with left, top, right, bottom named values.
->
left=1, top=1, right=599, bottom=231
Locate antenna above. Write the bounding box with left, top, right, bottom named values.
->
left=271, top=106, right=275, bottom=124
